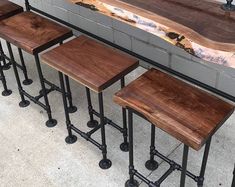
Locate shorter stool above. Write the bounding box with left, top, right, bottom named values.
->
left=114, top=68, right=234, bottom=187
left=41, top=35, right=139, bottom=169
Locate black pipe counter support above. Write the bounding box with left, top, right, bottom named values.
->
left=221, top=0, right=235, bottom=11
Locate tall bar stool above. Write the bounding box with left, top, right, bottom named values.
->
left=0, top=11, right=76, bottom=127
left=41, top=35, right=139, bottom=169
left=114, top=68, right=234, bottom=187
left=0, top=0, right=30, bottom=96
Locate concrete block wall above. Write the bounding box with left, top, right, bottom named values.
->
left=10, top=0, right=235, bottom=97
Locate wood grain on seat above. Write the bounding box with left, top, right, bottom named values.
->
left=41, top=35, right=139, bottom=92
left=114, top=68, right=234, bottom=150
left=0, top=12, right=73, bottom=54
left=0, top=0, right=23, bottom=21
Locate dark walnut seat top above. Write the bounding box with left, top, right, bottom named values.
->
left=0, top=0, right=23, bottom=21
left=0, top=12, right=73, bottom=54
left=41, top=35, right=139, bottom=92
left=114, top=68, right=234, bottom=150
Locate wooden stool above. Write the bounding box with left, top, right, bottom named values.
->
left=0, top=11, right=76, bottom=127
left=41, top=35, right=139, bottom=169
left=0, top=0, right=24, bottom=96
left=114, top=68, right=234, bottom=187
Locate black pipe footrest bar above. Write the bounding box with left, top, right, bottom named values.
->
left=1, top=53, right=24, bottom=71
left=35, top=87, right=54, bottom=101
left=128, top=145, right=203, bottom=187
left=3, top=62, right=11, bottom=69
left=15, top=61, right=24, bottom=71
left=20, top=89, right=47, bottom=110
left=152, top=150, right=199, bottom=182
left=43, top=78, right=75, bottom=99
left=1, top=52, right=34, bottom=78
left=156, top=166, right=175, bottom=186
left=19, top=80, right=61, bottom=110
left=15, top=72, right=73, bottom=115
left=91, top=109, right=124, bottom=133
left=0, top=58, right=11, bottom=69
left=87, top=124, right=102, bottom=137
left=70, top=125, right=103, bottom=150
left=131, top=169, right=153, bottom=186
left=43, top=78, right=62, bottom=93
left=131, top=148, right=202, bottom=187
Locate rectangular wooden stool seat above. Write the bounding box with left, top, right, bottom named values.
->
left=0, top=0, right=23, bottom=21
left=41, top=35, right=139, bottom=92
left=114, top=68, right=234, bottom=150
left=0, top=11, right=73, bottom=54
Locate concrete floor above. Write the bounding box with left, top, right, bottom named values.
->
left=0, top=40, right=235, bottom=187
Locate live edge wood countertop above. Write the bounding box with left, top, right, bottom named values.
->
left=69, top=0, right=235, bottom=69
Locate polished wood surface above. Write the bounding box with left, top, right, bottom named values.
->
left=116, top=0, right=235, bottom=51
left=70, top=0, right=235, bottom=52
left=114, top=68, right=234, bottom=150
left=42, top=35, right=139, bottom=92
left=0, top=12, right=73, bottom=54
left=0, top=0, right=23, bottom=21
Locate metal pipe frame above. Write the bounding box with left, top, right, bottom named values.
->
left=145, top=124, right=159, bottom=171
left=24, top=1, right=235, bottom=102
left=85, top=77, right=129, bottom=152
left=0, top=41, right=11, bottom=70
left=91, top=109, right=123, bottom=132
left=6, top=42, right=58, bottom=126
left=126, top=108, right=213, bottom=187
left=34, top=53, right=57, bottom=127
left=0, top=40, right=32, bottom=84
left=7, top=42, right=30, bottom=107
left=58, top=71, right=112, bottom=169
left=86, top=87, right=99, bottom=128
left=4, top=38, right=77, bottom=126
left=59, top=71, right=77, bottom=144
left=17, top=48, right=33, bottom=85
left=86, top=93, right=129, bottom=152
left=0, top=41, right=12, bottom=96
left=0, top=58, right=12, bottom=96
left=120, top=77, right=129, bottom=152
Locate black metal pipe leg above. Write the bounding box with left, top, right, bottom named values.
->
left=0, top=41, right=10, bottom=70
left=125, top=110, right=139, bottom=187
left=64, top=75, right=77, bottom=113
left=232, top=164, right=235, bottom=187
left=18, top=48, right=33, bottom=85
left=145, top=124, right=159, bottom=171
left=59, top=72, right=77, bottom=144
left=180, top=145, right=189, bottom=187
left=120, top=107, right=129, bottom=152
left=197, top=137, right=212, bottom=187
left=86, top=87, right=98, bottom=128
left=34, top=54, right=57, bottom=127
left=120, top=77, right=129, bottom=152
left=0, top=63, right=12, bottom=96
left=7, top=42, right=30, bottom=107
left=98, top=92, right=112, bottom=169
